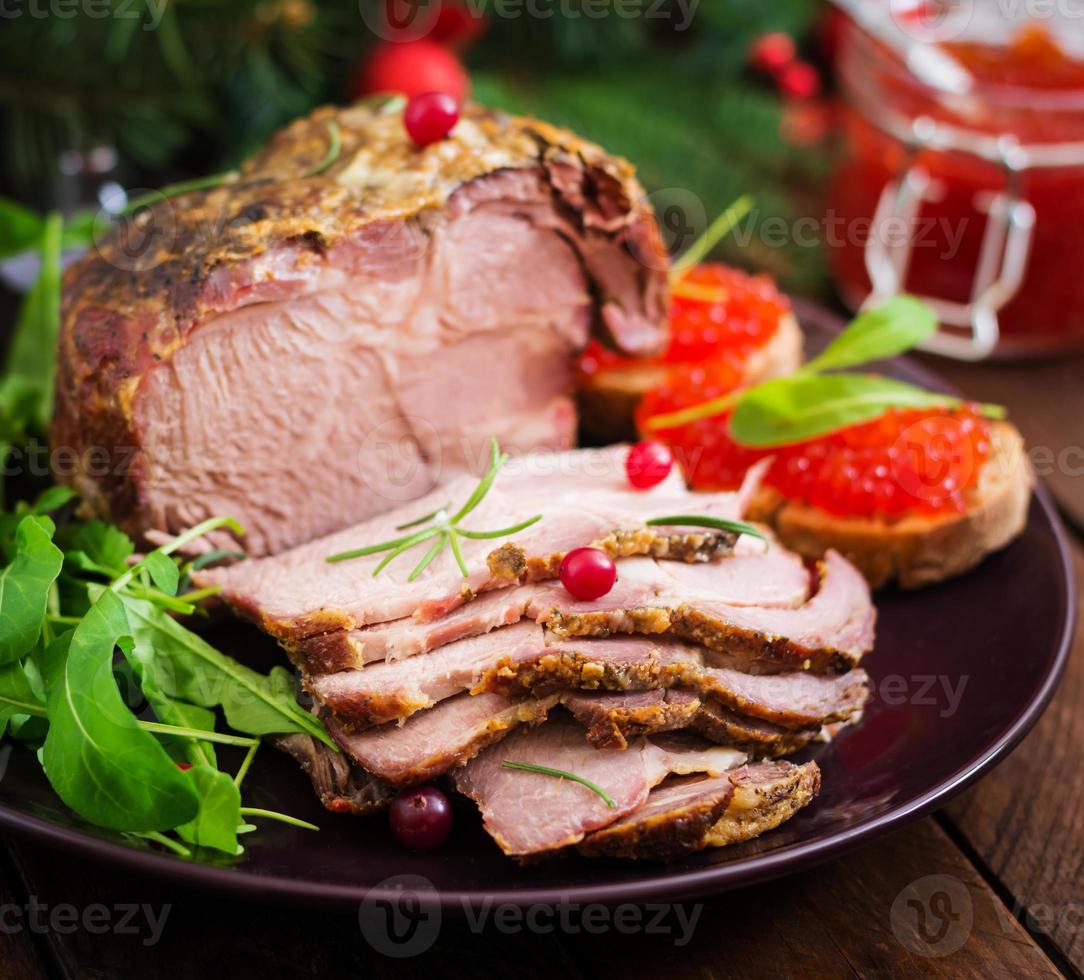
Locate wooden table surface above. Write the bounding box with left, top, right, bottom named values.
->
left=0, top=352, right=1081, bottom=979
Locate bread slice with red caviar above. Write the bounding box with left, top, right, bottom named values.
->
left=745, top=420, right=1032, bottom=589
left=579, top=312, right=802, bottom=442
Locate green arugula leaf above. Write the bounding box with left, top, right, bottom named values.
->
left=0, top=516, right=64, bottom=664
left=729, top=373, right=970, bottom=448
left=803, top=296, right=939, bottom=374
left=31, top=485, right=77, bottom=515
left=0, top=660, right=45, bottom=737
left=59, top=520, right=135, bottom=577
left=4, top=212, right=62, bottom=430
left=141, top=551, right=180, bottom=597
left=175, top=765, right=242, bottom=856
left=40, top=597, right=200, bottom=832
left=151, top=699, right=219, bottom=768
left=0, top=198, right=44, bottom=259
left=118, top=594, right=333, bottom=746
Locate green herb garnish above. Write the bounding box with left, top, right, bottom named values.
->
left=0, top=504, right=329, bottom=859
left=300, top=120, right=341, bottom=178
left=502, top=761, right=616, bottom=808
left=669, top=194, right=754, bottom=280
left=646, top=296, right=1006, bottom=445
left=326, top=437, right=542, bottom=580
left=644, top=515, right=767, bottom=542
left=122, top=171, right=239, bottom=214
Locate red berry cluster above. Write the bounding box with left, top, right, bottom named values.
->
left=747, top=31, right=822, bottom=101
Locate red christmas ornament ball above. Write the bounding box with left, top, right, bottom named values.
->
left=354, top=39, right=469, bottom=103
left=778, top=61, right=822, bottom=101
left=748, top=31, right=797, bottom=75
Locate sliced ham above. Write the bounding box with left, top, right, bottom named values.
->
left=452, top=718, right=746, bottom=856
left=306, top=623, right=869, bottom=732
left=477, top=635, right=870, bottom=730
left=327, top=692, right=557, bottom=786
left=701, top=760, right=822, bottom=848
left=287, top=584, right=549, bottom=673
left=690, top=701, right=823, bottom=757
left=577, top=761, right=820, bottom=859
left=542, top=550, right=875, bottom=673
left=563, top=689, right=702, bottom=750
left=575, top=774, right=736, bottom=860
left=289, top=538, right=809, bottom=674
left=565, top=689, right=824, bottom=755
left=306, top=621, right=543, bottom=727
left=199, top=447, right=751, bottom=641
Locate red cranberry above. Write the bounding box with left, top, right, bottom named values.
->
left=175, top=762, right=192, bottom=771
left=389, top=785, right=453, bottom=849
left=559, top=547, right=617, bottom=601
left=626, top=440, right=674, bottom=489
left=404, top=92, right=460, bottom=147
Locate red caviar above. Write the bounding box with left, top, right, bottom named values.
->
left=638, top=368, right=992, bottom=518
left=577, top=264, right=790, bottom=381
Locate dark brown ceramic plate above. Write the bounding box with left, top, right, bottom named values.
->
left=0, top=301, right=1074, bottom=908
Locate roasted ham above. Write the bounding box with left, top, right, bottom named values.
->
left=199, top=447, right=756, bottom=640
left=452, top=719, right=746, bottom=857
left=288, top=540, right=812, bottom=674
left=55, top=103, right=669, bottom=557
left=577, top=761, right=821, bottom=860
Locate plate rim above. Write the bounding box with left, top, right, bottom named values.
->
left=0, top=302, right=1075, bottom=909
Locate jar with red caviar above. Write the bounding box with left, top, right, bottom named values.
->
left=827, top=15, right=1084, bottom=358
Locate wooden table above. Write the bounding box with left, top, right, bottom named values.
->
left=1, top=353, right=1081, bottom=979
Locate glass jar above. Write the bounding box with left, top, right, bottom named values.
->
left=827, top=16, right=1084, bottom=359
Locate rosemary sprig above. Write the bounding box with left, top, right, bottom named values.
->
left=300, top=121, right=341, bottom=178
left=669, top=194, right=754, bottom=280
left=325, top=438, right=542, bottom=580
left=644, top=515, right=767, bottom=543
left=123, top=171, right=238, bottom=213
left=502, top=761, right=616, bottom=808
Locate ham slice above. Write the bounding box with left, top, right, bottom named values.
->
left=577, top=761, right=820, bottom=859
left=700, top=760, right=822, bottom=848
left=452, top=718, right=746, bottom=856
left=575, top=774, right=736, bottom=860
left=477, top=635, right=870, bottom=730
left=289, top=538, right=810, bottom=674
left=327, top=692, right=557, bottom=786
left=562, top=689, right=702, bottom=750
left=199, top=447, right=751, bottom=641
left=306, top=622, right=544, bottom=727
left=306, top=625, right=869, bottom=731
left=541, top=550, right=875, bottom=673
left=564, top=689, right=825, bottom=755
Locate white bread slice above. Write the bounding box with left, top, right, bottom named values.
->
left=579, top=311, right=804, bottom=444
left=745, top=421, right=1032, bottom=589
